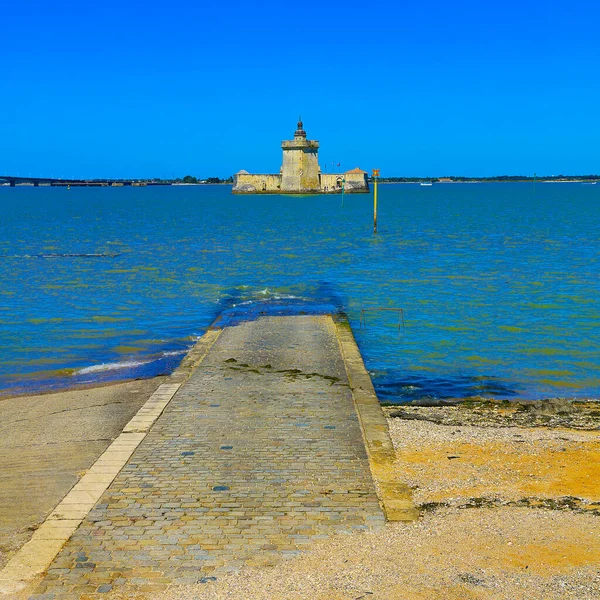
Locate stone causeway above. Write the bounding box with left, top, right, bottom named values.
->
left=30, top=316, right=386, bottom=598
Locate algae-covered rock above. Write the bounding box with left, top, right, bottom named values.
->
left=523, top=397, right=573, bottom=415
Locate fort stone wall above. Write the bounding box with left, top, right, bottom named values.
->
left=320, top=173, right=344, bottom=193
left=232, top=173, right=282, bottom=194
left=320, top=172, right=369, bottom=193
left=343, top=171, right=370, bottom=193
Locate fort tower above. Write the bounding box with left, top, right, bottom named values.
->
left=232, top=120, right=369, bottom=194
left=280, top=119, right=321, bottom=192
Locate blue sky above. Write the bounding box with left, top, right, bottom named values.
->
left=1, top=0, right=599, bottom=178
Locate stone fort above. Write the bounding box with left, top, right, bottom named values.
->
left=232, top=120, right=369, bottom=194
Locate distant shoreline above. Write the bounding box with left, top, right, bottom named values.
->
left=0, top=181, right=233, bottom=188
left=377, top=178, right=599, bottom=184
left=2, top=180, right=598, bottom=188
left=2, top=176, right=599, bottom=188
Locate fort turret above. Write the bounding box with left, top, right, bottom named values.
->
left=280, top=119, right=321, bottom=192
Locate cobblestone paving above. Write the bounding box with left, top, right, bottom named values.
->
left=32, top=316, right=385, bottom=599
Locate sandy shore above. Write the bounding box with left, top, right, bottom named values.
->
left=1, top=386, right=598, bottom=599
left=0, top=377, right=165, bottom=571
left=152, top=508, right=598, bottom=600
left=150, top=402, right=600, bottom=600
left=385, top=402, right=600, bottom=508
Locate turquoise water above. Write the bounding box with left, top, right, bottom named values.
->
left=1, top=183, right=599, bottom=401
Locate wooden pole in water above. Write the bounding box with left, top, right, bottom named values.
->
left=372, top=169, right=380, bottom=234
left=374, top=179, right=377, bottom=233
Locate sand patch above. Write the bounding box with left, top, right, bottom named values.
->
left=387, top=419, right=600, bottom=504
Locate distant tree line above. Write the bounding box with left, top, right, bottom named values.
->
left=204, top=176, right=234, bottom=184
left=373, top=174, right=600, bottom=183
left=174, top=175, right=234, bottom=184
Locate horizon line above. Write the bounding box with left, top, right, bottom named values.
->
left=2, top=173, right=600, bottom=183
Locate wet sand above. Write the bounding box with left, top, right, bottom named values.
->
left=0, top=377, right=164, bottom=571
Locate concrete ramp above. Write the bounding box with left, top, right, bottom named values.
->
left=19, top=315, right=414, bottom=598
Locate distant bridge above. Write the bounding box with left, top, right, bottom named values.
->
left=0, top=175, right=168, bottom=187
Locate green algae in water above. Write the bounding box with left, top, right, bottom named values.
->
left=1, top=183, right=600, bottom=400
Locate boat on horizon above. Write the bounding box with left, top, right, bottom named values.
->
left=420, top=182, right=433, bottom=186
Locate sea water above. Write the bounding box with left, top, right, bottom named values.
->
left=1, top=182, right=599, bottom=402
